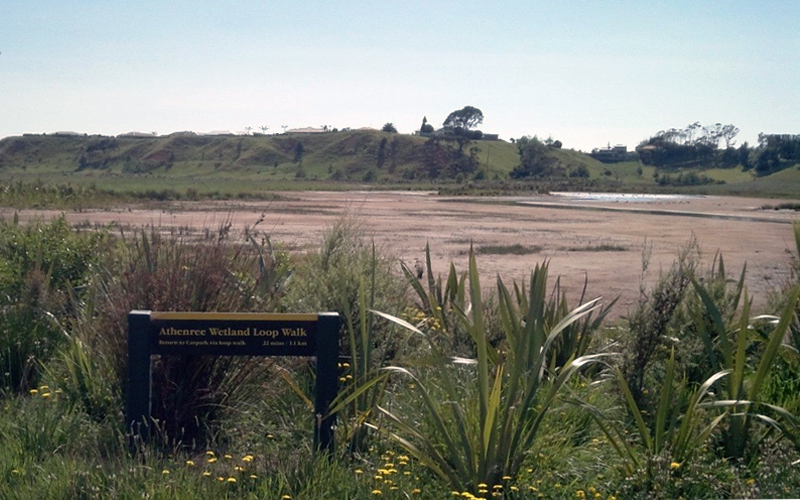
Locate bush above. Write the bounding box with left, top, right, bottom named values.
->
left=72, top=222, right=291, bottom=448
left=0, top=217, right=106, bottom=393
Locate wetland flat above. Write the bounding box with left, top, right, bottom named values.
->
left=4, top=191, right=798, bottom=317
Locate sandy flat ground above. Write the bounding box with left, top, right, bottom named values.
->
left=3, top=191, right=799, bottom=317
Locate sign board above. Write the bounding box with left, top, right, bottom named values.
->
left=150, top=312, right=318, bottom=356
left=126, top=311, right=340, bottom=453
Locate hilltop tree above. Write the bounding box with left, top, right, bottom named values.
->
left=720, top=124, right=740, bottom=148
left=382, top=123, right=398, bottom=133
left=443, top=106, right=484, bottom=131
left=420, top=116, right=434, bottom=134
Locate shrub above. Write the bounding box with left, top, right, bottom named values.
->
left=0, top=217, right=106, bottom=393
left=73, top=221, right=291, bottom=448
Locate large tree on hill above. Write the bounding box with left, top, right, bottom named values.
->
left=443, top=106, right=484, bottom=131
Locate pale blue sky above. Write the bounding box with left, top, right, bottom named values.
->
left=1, top=1, right=797, bottom=151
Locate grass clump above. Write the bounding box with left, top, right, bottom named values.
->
left=471, top=243, right=542, bottom=255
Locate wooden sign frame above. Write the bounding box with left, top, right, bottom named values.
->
left=126, top=311, right=340, bottom=453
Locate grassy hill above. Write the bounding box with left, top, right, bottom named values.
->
left=1, top=131, right=799, bottom=201
left=0, top=131, right=499, bottom=183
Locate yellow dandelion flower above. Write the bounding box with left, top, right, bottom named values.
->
left=39, top=385, right=49, bottom=391
left=202, top=471, right=211, bottom=477
left=185, top=460, right=195, bottom=467
left=746, top=478, right=755, bottom=486
left=412, top=489, right=421, bottom=494
left=162, top=469, right=170, bottom=475
left=342, top=362, right=350, bottom=368
left=493, top=484, right=503, bottom=489
left=235, top=466, right=245, bottom=472
left=54, top=389, right=62, bottom=394
left=502, top=476, right=512, bottom=481
left=477, top=483, right=488, bottom=488
left=217, top=476, right=225, bottom=482
left=207, top=457, right=217, bottom=463
left=267, top=433, right=274, bottom=439
left=371, top=490, right=382, bottom=496
left=281, top=496, right=291, bottom=500
left=227, top=477, right=236, bottom=483
left=594, top=493, right=601, bottom=499
left=452, top=492, right=460, bottom=496
left=374, top=475, right=383, bottom=480
left=250, top=474, right=257, bottom=479
left=576, top=490, right=586, bottom=499
left=224, top=454, right=232, bottom=459
left=354, top=469, right=363, bottom=474
left=242, top=454, right=254, bottom=462
left=29, top=389, right=38, bottom=395
left=510, top=486, right=519, bottom=492
left=670, top=462, right=681, bottom=470
left=41, top=393, right=51, bottom=398
left=206, top=450, right=215, bottom=455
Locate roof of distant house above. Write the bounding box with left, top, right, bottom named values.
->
left=287, top=127, right=325, bottom=134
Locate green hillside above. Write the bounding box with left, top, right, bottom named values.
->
left=1, top=131, right=799, bottom=200
left=0, top=131, right=515, bottom=181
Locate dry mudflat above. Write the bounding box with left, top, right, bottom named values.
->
left=4, top=191, right=800, bottom=318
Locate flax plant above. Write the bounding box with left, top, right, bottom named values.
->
left=690, top=270, right=800, bottom=462
left=369, top=250, right=607, bottom=492
left=579, top=349, right=730, bottom=480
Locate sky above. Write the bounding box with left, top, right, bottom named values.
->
left=1, top=1, right=798, bottom=152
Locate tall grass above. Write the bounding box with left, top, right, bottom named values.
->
left=64, top=220, right=292, bottom=448
left=280, top=217, right=409, bottom=453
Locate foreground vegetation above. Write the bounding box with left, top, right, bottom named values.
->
left=2, top=214, right=800, bottom=498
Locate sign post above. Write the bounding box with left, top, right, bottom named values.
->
left=126, top=311, right=340, bottom=453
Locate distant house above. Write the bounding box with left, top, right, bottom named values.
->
left=286, top=127, right=326, bottom=134
left=118, top=131, right=158, bottom=138
left=589, top=144, right=630, bottom=163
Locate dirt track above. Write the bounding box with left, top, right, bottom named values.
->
left=4, top=191, right=799, bottom=317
